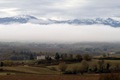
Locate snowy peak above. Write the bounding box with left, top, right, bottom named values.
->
left=52, top=18, right=120, bottom=27
left=13, top=15, right=37, bottom=20
left=0, top=15, right=38, bottom=24
left=0, top=15, right=120, bottom=27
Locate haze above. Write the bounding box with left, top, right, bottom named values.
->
left=0, top=24, right=120, bottom=43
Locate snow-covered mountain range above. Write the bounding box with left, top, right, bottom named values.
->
left=0, top=15, right=120, bottom=27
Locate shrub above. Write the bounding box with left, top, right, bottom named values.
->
left=0, top=68, right=4, bottom=72
left=88, top=64, right=98, bottom=73
left=64, top=61, right=89, bottom=75
left=58, top=62, right=68, bottom=72
left=3, top=60, right=14, bottom=66
left=63, top=70, right=74, bottom=74
left=64, top=65, right=78, bottom=74
left=71, top=66, right=78, bottom=74
left=81, top=60, right=89, bottom=72
left=49, top=67, right=57, bottom=71
left=110, top=64, right=120, bottom=72
left=99, top=73, right=120, bottom=80
left=6, top=73, right=11, bottom=75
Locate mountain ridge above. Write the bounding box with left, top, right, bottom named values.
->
left=0, top=15, right=120, bottom=27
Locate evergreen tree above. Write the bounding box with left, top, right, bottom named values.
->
left=30, top=54, right=34, bottom=60
left=55, top=53, right=60, bottom=60
left=0, top=62, right=4, bottom=67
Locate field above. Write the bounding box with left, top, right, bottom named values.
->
left=0, top=66, right=99, bottom=80
left=0, top=66, right=59, bottom=75
left=0, top=74, right=99, bottom=80
left=0, top=60, right=119, bottom=80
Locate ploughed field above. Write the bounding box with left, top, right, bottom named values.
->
left=0, top=59, right=119, bottom=80
left=0, top=74, right=99, bottom=80
left=0, top=66, right=99, bottom=80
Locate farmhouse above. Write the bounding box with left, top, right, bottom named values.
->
left=37, top=55, right=46, bottom=60
left=36, top=55, right=55, bottom=60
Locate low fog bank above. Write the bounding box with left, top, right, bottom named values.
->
left=0, top=23, right=120, bottom=43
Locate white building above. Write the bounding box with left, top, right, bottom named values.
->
left=36, top=55, right=55, bottom=60
left=37, top=55, right=46, bottom=60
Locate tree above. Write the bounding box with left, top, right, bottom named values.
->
left=61, top=54, right=68, bottom=60
left=30, top=54, right=34, bottom=60
left=83, top=54, right=92, bottom=61
left=75, top=54, right=82, bottom=62
left=106, top=63, right=110, bottom=71
left=55, top=53, right=60, bottom=60
left=45, top=55, right=52, bottom=61
left=0, top=62, right=4, bottom=67
left=68, top=54, right=73, bottom=60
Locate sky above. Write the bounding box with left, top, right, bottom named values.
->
left=0, top=0, right=120, bottom=19
left=0, top=0, right=120, bottom=43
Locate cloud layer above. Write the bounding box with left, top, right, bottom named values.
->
left=0, top=24, right=120, bottom=43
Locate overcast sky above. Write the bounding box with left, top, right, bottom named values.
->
left=0, top=0, right=120, bottom=19
left=0, top=0, right=120, bottom=43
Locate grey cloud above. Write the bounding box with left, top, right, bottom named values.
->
left=0, top=0, right=120, bottom=18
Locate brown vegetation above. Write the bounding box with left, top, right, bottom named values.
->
left=99, top=73, right=120, bottom=80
